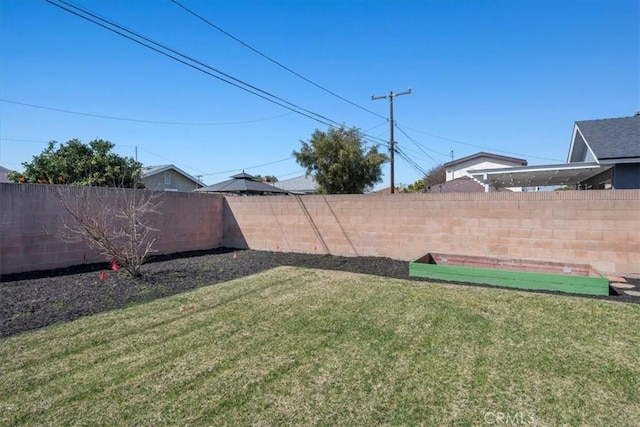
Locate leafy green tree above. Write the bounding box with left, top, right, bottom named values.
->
left=293, top=126, right=387, bottom=194
left=403, top=179, right=425, bottom=193
left=253, top=175, right=279, bottom=183
left=554, top=185, right=575, bottom=191
left=8, top=139, right=142, bottom=187
left=399, top=165, right=446, bottom=193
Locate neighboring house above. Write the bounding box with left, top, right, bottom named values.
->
left=469, top=114, right=640, bottom=190
left=567, top=115, right=640, bottom=189
left=273, top=174, right=317, bottom=195
left=443, top=152, right=528, bottom=192
left=141, top=165, right=205, bottom=192
left=0, top=166, right=12, bottom=183
left=444, top=152, right=528, bottom=181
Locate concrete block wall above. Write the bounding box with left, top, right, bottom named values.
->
left=0, top=183, right=224, bottom=275
left=223, top=190, right=640, bottom=275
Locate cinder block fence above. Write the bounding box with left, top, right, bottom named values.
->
left=223, top=190, right=640, bottom=275
left=1, top=183, right=638, bottom=276
left=0, top=183, right=224, bottom=275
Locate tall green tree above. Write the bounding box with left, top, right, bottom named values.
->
left=293, top=126, right=387, bottom=194
left=8, top=139, right=142, bottom=187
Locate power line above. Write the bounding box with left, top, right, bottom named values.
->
left=395, top=145, right=441, bottom=162
left=169, top=0, right=387, bottom=121
left=395, top=146, right=429, bottom=177
left=276, top=169, right=307, bottom=179
left=395, top=125, right=442, bottom=166
left=45, top=0, right=394, bottom=150
left=44, top=1, right=394, bottom=165
left=363, top=121, right=389, bottom=133
left=46, top=0, right=342, bottom=129
left=1, top=98, right=293, bottom=126
left=36, top=0, right=401, bottom=182
left=136, top=146, right=207, bottom=174
left=202, top=156, right=295, bottom=176
left=1, top=136, right=296, bottom=180
left=398, top=123, right=564, bottom=163
left=395, top=124, right=450, bottom=157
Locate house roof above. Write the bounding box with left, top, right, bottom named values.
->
left=444, top=152, right=527, bottom=168
left=423, top=176, right=485, bottom=193
left=273, top=174, right=317, bottom=193
left=142, top=164, right=205, bottom=187
left=0, top=166, right=12, bottom=183
left=469, top=162, right=612, bottom=188
left=569, top=115, right=640, bottom=162
left=195, top=172, right=290, bottom=194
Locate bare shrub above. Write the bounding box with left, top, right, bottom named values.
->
left=52, top=185, right=162, bottom=277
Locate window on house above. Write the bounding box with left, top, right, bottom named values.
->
left=164, top=172, right=172, bottom=185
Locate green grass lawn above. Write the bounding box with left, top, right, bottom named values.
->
left=1, top=267, right=639, bottom=426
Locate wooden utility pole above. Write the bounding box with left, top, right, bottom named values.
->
left=371, top=88, right=411, bottom=193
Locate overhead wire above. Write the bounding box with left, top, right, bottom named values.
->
left=169, top=0, right=387, bottom=121
left=395, top=145, right=439, bottom=162
left=398, top=123, right=564, bottom=162
left=45, top=0, right=390, bottom=149
left=395, top=125, right=443, bottom=166
left=1, top=98, right=294, bottom=126
left=201, top=156, right=295, bottom=176
left=136, top=147, right=208, bottom=174
left=395, top=124, right=450, bottom=158
left=395, top=146, right=429, bottom=177
left=37, top=1, right=407, bottom=184
left=2, top=136, right=298, bottom=180
left=276, top=169, right=308, bottom=179
left=362, top=121, right=389, bottom=133
left=32, top=1, right=560, bottom=188
left=45, top=0, right=341, bottom=129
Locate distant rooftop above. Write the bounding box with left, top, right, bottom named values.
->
left=444, top=152, right=527, bottom=168
left=274, top=174, right=317, bottom=194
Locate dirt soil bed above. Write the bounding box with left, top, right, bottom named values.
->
left=1, top=248, right=638, bottom=338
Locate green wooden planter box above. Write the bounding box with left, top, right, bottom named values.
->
left=409, top=253, right=609, bottom=296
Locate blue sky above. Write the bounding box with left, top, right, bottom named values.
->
left=1, top=0, right=638, bottom=188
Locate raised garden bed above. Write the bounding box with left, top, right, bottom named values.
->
left=409, top=253, right=610, bottom=296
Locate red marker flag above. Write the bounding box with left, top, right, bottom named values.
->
left=100, top=271, right=107, bottom=281
left=111, top=262, right=119, bottom=271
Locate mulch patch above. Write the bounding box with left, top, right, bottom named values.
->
left=1, top=248, right=638, bottom=338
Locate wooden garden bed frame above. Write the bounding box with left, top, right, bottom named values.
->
left=409, top=253, right=609, bottom=296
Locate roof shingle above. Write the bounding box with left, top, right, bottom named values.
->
left=575, top=115, right=640, bottom=160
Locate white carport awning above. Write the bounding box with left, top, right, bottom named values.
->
left=469, top=162, right=611, bottom=189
